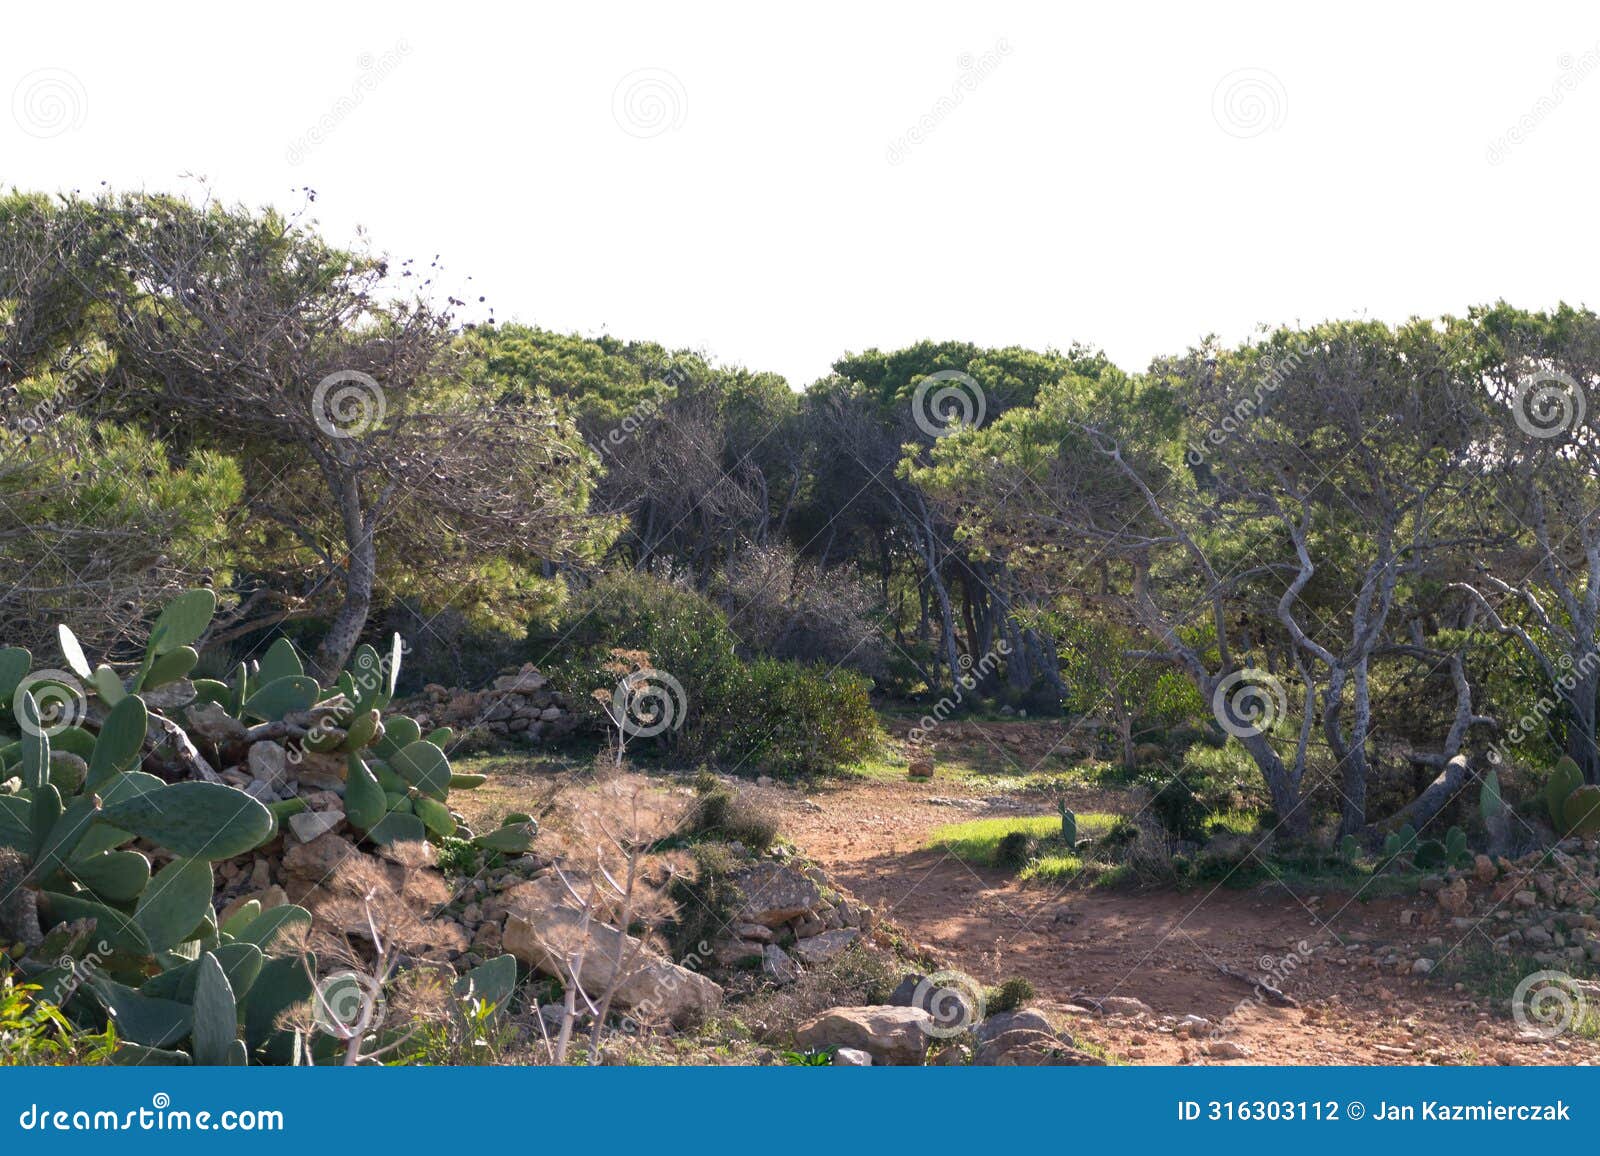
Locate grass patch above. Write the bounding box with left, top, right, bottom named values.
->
left=929, top=812, right=1120, bottom=885
left=1428, top=943, right=1600, bottom=1037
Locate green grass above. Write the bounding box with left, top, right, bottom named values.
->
left=928, top=812, right=1121, bottom=885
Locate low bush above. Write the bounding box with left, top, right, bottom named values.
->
left=986, top=976, right=1035, bottom=1013
left=686, top=774, right=780, bottom=853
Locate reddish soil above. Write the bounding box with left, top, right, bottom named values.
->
left=765, top=771, right=1600, bottom=1066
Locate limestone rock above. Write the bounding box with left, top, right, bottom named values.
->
left=288, top=808, right=345, bottom=843
left=793, top=1006, right=933, bottom=1066
left=731, top=862, right=823, bottom=927
left=792, top=928, right=860, bottom=965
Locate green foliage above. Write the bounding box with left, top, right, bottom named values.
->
left=985, top=976, right=1035, bottom=1014
left=1546, top=756, right=1585, bottom=828
left=544, top=571, right=880, bottom=777
left=994, top=830, right=1034, bottom=871
left=685, top=775, right=780, bottom=853
left=1563, top=785, right=1600, bottom=837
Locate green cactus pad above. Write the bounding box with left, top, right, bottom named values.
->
left=142, top=941, right=264, bottom=1003
left=144, top=645, right=199, bottom=690
left=390, top=740, right=450, bottom=799
left=413, top=795, right=456, bottom=837
left=1563, top=785, right=1600, bottom=837
left=343, top=755, right=387, bottom=830
left=473, top=822, right=537, bottom=855
left=191, top=952, right=239, bottom=1066
left=110, top=1044, right=193, bottom=1066
left=135, top=857, right=215, bottom=952
left=93, top=664, right=127, bottom=705
left=99, top=781, right=274, bottom=860
left=255, top=637, right=305, bottom=685
left=85, top=973, right=192, bottom=1048
left=57, top=624, right=92, bottom=679
left=0, top=794, right=29, bottom=851
left=0, top=647, right=32, bottom=706
left=67, top=850, right=151, bottom=903
left=242, top=675, right=320, bottom=723
left=1547, top=756, right=1585, bottom=827
left=455, top=953, right=517, bottom=1013
left=232, top=904, right=312, bottom=955
left=86, top=694, right=149, bottom=790
left=42, top=891, right=152, bottom=954
left=450, top=772, right=487, bottom=790
left=368, top=811, right=427, bottom=845
left=149, top=589, right=217, bottom=655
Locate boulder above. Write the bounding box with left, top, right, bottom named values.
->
left=762, top=944, right=799, bottom=984
left=889, top=972, right=979, bottom=1033
left=832, top=1047, right=872, bottom=1066
left=975, top=1008, right=1057, bottom=1044
left=186, top=701, right=249, bottom=746
left=281, top=831, right=362, bottom=900
left=503, top=893, right=723, bottom=1025
left=976, top=1029, right=1105, bottom=1066
left=792, top=928, right=860, bottom=965
left=288, top=809, right=345, bottom=843
left=731, top=862, right=823, bottom=927
left=247, top=741, right=290, bottom=788
left=793, top=1006, right=933, bottom=1066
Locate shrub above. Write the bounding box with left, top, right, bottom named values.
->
left=1147, top=773, right=1209, bottom=843
left=713, top=544, right=886, bottom=677
left=667, top=842, right=745, bottom=958
left=986, top=976, right=1035, bottom=1013
left=687, top=775, right=780, bottom=853
left=994, top=831, right=1034, bottom=871
left=541, top=571, right=880, bottom=776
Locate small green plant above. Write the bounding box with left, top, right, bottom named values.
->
left=781, top=1047, right=835, bottom=1066
left=986, top=976, right=1035, bottom=1013
left=1057, top=800, right=1077, bottom=847
left=994, top=831, right=1034, bottom=871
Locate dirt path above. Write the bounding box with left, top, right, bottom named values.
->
left=765, top=774, right=1599, bottom=1066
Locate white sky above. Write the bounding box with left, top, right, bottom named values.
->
left=5, top=1, right=1598, bottom=387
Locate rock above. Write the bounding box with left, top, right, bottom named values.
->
left=493, top=665, right=548, bottom=693
left=247, top=741, right=289, bottom=789
left=243, top=779, right=278, bottom=803
left=832, top=1047, right=872, bottom=1066
left=1205, top=1039, right=1253, bottom=1060
left=731, top=863, right=823, bottom=927
left=1412, top=958, right=1435, bottom=975
left=930, top=1043, right=971, bottom=1066
left=976, top=1028, right=1103, bottom=1066
left=975, top=1008, right=1058, bottom=1044
left=1474, top=854, right=1498, bottom=883
left=793, top=1006, right=933, bottom=1066
left=288, top=809, right=345, bottom=843
left=791, top=914, right=825, bottom=939
left=503, top=892, right=723, bottom=1025
left=186, top=701, right=249, bottom=745
left=218, top=885, right=287, bottom=927
left=762, top=944, right=800, bottom=984
left=734, top=922, right=774, bottom=944
left=1099, top=996, right=1153, bottom=1018
left=281, top=832, right=361, bottom=899
left=293, top=751, right=348, bottom=792
left=793, top=929, right=860, bottom=964
left=888, top=972, right=979, bottom=1033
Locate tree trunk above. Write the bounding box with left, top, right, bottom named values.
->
left=313, top=472, right=375, bottom=679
